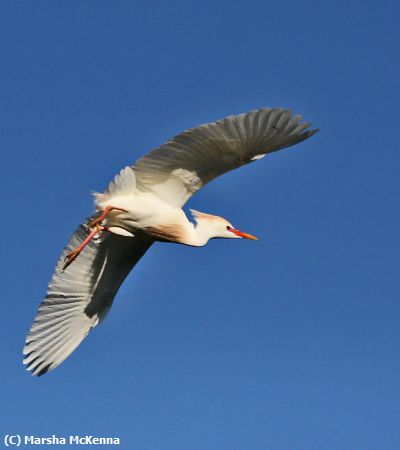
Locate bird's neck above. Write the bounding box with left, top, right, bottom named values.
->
left=185, top=221, right=214, bottom=247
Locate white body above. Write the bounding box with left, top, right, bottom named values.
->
left=99, top=193, right=239, bottom=246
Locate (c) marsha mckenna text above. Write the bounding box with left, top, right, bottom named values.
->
left=4, top=435, right=121, bottom=446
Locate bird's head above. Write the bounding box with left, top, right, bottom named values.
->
left=190, top=209, right=258, bottom=241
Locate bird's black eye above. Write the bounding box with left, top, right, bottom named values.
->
left=226, top=226, right=232, bottom=231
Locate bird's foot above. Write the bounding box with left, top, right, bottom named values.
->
left=62, top=225, right=109, bottom=271
left=62, top=248, right=82, bottom=271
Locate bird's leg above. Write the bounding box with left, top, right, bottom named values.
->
left=90, top=206, right=127, bottom=229
left=62, top=226, right=109, bottom=271
left=63, top=206, right=128, bottom=270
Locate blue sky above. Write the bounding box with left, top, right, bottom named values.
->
left=1, top=1, right=399, bottom=449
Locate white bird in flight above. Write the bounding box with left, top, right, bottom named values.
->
left=23, top=108, right=318, bottom=376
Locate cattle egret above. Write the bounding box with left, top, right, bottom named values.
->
left=23, top=108, right=318, bottom=375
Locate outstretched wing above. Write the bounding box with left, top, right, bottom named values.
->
left=132, top=108, right=318, bottom=207
left=23, top=220, right=154, bottom=376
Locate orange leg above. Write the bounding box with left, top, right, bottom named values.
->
left=62, top=226, right=109, bottom=271
left=63, top=206, right=128, bottom=270
left=90, top=206, right=127, bottom=228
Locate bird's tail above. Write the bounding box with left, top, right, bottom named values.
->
left=93, top=166, right=137, bottom=207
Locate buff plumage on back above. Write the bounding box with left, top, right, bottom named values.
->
left=132, top=108, right=317, bottom=207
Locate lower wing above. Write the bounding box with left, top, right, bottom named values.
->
left=23, top=219, right=154, bottom=376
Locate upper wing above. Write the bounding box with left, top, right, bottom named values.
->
left=132, top=108, right=318, bottom=207
left=23, top=219, right=154, bottom=376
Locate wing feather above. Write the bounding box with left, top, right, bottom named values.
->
left=23, top=219, right=154, bottom=376
left=132, top=108, right=318, bottom=207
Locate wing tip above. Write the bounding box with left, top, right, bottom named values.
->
left=304, top=127, right=319, bottom=139
left=291, top=126, right=319, bottom=146
left=22, top=345, right=54, bottom=376
left=36, top=364, right=53, bottom=377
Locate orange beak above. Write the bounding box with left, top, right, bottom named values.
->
left=230, top=228, right=258, bottom=240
